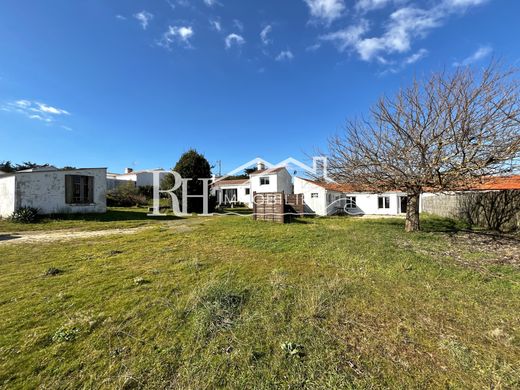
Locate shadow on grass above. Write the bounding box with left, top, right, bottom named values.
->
left=0, top=234, right=21, bottom=242
left=290, top=217, right=312, bottom=224
left=351, top=215, right=468, bottom=234
left=45, top=208, right=183, bottom=222
left=420, top=216, right=465, bottom=233
left=215, top=208, right=254, bottom=216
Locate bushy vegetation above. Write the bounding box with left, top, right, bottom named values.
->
left=0, top=214, right=518, bottom=388
left=9, top=207, right=39, bottom=223
left=106, top=183, right=147, bottom=207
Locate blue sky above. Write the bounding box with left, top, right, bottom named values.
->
left=0, top=0, right=518, bottom=174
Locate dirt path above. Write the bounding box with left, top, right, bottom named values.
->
left=0, top=218, right=209, bottom=245
left=0, top=227, right=151, bottom=245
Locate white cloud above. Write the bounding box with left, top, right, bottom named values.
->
left=443, top=0, right=488, bottom=8
left=115, top=14, right=127, bottom=20
left=36, top=102, right=70, bottom=115
left=159, top=26, right=194, bottom=49
left=276, top=50, right=294, bottom=61
left=320, top=20, right=370, bottom=51
left=203, top=0, right=221, bottom=6
left=2, top=99, right=71, bottom=124
left=210, top=19, right=222, bottom=32
left=403, top=48, right=428, bottom=64
left=260, top=25, right=272, bottom=45
left=233, top=19, right=244, bottom=31
left=453, top=45, right=492, bottom=66
left=322, top=0, right=489, bottom=62
left=304, top=0, right=345, bottom=23
left=355, top=0, right=394, bottom=13
left=225, top=33, right=245, bottom=49
left=134, top=11, right=153, bottom=30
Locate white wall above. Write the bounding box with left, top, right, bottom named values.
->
left=277, top=169, right=294, bottom=195
left=294, top=177, right=328, bottom=216
left=344, top=192, right=405, bottom=215
left=136, top=171, right=169, bottom=187
left=0, top=175, right=16, bottom=218
left=14, top=169, right=107, bottom=215
left=294, top=177, right=406, bottom=216
left=106, top=171, right=169, bottom=188
left=217, top=184, right=252, bottom=206
left=251, top=168, right=293, bottom=194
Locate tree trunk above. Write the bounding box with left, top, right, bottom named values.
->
left=405, top=193, right=421, bottom=232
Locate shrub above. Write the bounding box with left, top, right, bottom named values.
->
left=52, top=326, right=79, bottom=342
left=9, top=207, right=39, bottom=223
left=137, top=185, right=154, bottom=199
left=44, top=267, right=63, bottom=276
left=106, top=183, right=147, bottom=207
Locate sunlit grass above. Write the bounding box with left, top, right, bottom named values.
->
left=0, top=214, right=518, bottom=388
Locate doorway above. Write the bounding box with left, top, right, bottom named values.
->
left=399, top=196, right=408, bottom=214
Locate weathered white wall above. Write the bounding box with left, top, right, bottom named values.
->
left=15, top=169, right=107, bottom=215
left=0, top=175, right=16, bottom=218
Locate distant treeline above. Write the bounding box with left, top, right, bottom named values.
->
left=0, top=161, right=75, bottom=173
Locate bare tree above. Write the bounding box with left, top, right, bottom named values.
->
left=327, top=63, right=520, bottom=231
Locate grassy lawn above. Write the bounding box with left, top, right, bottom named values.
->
left=0, top=213, right=518, bottom=388
left=0, top=207, right=182, bottom=233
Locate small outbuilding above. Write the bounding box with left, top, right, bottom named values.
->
left=0, top=166, right=107, bottom=218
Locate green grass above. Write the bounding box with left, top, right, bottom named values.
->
left=0, top=214, right=518, bottom=389
left=0, top=207, right=182, bottom=233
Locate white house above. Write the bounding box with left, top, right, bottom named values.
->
left=107, top=168, right=169, bottom=190
left=0, top=166, right=107, bottom=218
left=294, top=177, right=408, bottom=216
left=212, top=162, right=293, bottom=207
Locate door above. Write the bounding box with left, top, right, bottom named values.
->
left=399, top=196, right=408, bottom=214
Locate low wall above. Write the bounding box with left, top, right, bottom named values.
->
left=422, top=191, right=520, bottom=231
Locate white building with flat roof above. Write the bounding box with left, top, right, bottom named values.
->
left=0, top=166, right=107, bottom=218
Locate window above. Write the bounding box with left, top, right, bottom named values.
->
left=245, top=188, right=250, bottom=195
left=311, top=193, right=319, bottom=198
left=260, top=177, right=270, bottom=185
left=65, top=175, right=94, bottom=204
left=378, top=196, right=390, bottom=209
left=345, top=196, right=357, bottom=209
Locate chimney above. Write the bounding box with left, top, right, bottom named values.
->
left=125, top=168, right=133, bottom=174
left=256, top=161, right=265, bottom=171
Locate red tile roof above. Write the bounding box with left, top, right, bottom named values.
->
left=299, top=175, right=520, bottom=193
left=468, top=175, right=520, bottom=190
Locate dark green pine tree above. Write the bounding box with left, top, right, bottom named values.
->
left=162, top=149, right=215, bottom=213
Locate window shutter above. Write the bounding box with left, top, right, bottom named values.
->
left=65, top=175, right=73, bottom=204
